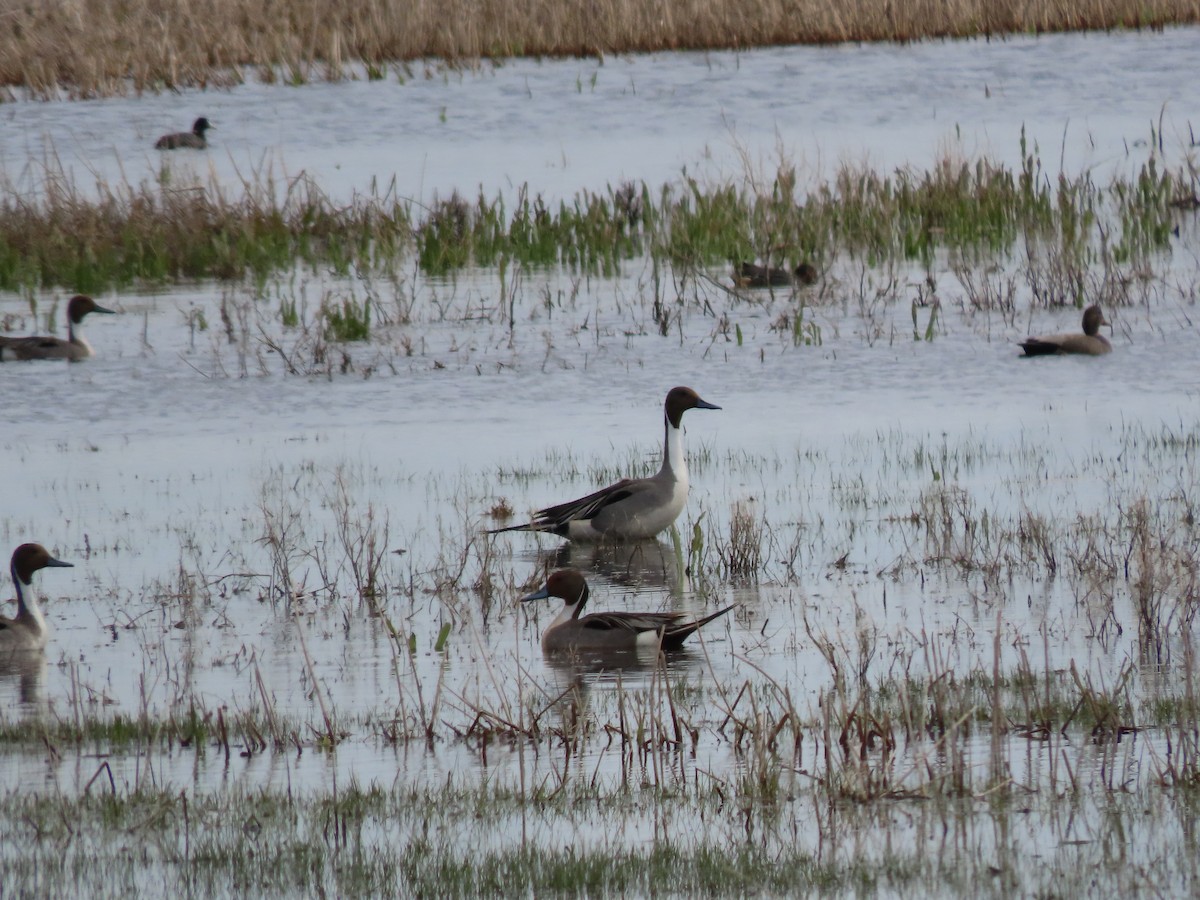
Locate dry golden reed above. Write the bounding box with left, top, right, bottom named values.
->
left=0, top=0, right=1196, bottom=98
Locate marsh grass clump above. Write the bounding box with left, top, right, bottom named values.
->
left=0, top=166, right=411, bottom=293
left=1110, top=156, right=1186, bottom=265
left=321, top=295, right=372, bottom=341
left=416, top=192, right=476, bottom=274
left=1124, top=498, right=1200, bottom=659
left=655, top=149, right=1187, bottom=291
left=416, top=185, right=648, bottom=277
left=1, top=146, right=1190, bottom=296
left=720, top=499, right=765, bottom=578
left=326, top=468, right=390, bottom=601
left=0, top=700, right=299, bottom=755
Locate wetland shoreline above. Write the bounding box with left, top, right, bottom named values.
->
left=2, top=1, right=1199, bottom=99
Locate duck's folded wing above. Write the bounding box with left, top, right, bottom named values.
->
left=0, top=336, right=68, bottom=359
left=489, top=477, right=660, bottom=535
left=1018, top=336, right=1063, bottom=356
left=533, top=478, right=643, bottom=527
left=580, top=611, right=685, bottom=634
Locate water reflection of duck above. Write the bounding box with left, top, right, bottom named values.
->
left=541, top=642, right=713, bottom=681
left=0, top=295, right=116, bottom=361
left=1019, top=305, right=1112, bottom=356
left=1, top=543, right=74, bottom=651
left=155, top=116, right=214, bottom=150
left=488, top=387, right=720, bottom=542
left=520, top=569, right=734, bottom=653
left=0, top=652, right=47, bottom=706
left=545, top=538, right=682, bottom=593
left=734, top=261, right=818, bottom=288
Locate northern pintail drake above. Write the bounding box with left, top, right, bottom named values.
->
left=155, top=117, right=214, bottom=150
left=521, top=569, right=734, bottom=653
left=1019, top=305, right=1112, bottom=356
left=489, top=386, right=720, bottom=542
left=0, top=294, right=116, bottom=361
left=735, top=261, right=818, bottom=288
left=1, top=544, right=73, bottom=652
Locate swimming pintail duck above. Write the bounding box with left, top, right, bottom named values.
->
left=1019, top=305, right=1112, bottom=356
left=1, top=544, right=73, bottom=652
left=155, top=117, right=214, bottom=150
left=735, top=261, right=818, bottom=289
left=489, top=386, right=721, bottom=542
left=0, top=294, right=116, bottom=361
left=521, top=569, right=734, bottom=653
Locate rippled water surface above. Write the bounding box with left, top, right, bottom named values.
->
left=1, top=27, right=1200, bottom=893
left=2, top=29, right=1198, bottom=203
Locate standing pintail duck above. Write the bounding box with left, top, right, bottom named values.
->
left=521, top=569, right=734, bottom=653
left=488, top=386, right=721, bottom=542
left=1, top=544, right=73, bottom=652
left=1019, top=305, right=1112, bottom=356
left=0, top=294, right=116, bottom=361
left=735, top=261, right=818, bottom=289
left=155, top=117, right=214, bottom=150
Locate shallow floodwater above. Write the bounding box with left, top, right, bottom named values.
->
left=1, top=28, right=1200, bottom=894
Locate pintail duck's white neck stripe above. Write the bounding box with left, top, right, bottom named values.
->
left=661, top=414, right=687, bottom=484
left=68, top=324, right=93, bottom=354
left=10, top=560, right=46, bottom=634
left=11, top=557, right=26, bottom=606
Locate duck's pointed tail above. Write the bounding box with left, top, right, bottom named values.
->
left=660, top=604, right=736, bottom=650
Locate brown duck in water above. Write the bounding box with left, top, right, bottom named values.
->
left=155, top=117, right=214, bottom=150
left=735, top=261, right=818, bottom=288
left=1019, top=305, right=1112, bottom=356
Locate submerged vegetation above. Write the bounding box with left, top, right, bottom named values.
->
left=0, top=141, right=1193, bottom=295
left=1, top=0, right=1198, bottom=99
left=2, top=776, right=1197, bottom=895
left=3, top=572, right=1200, bottom=894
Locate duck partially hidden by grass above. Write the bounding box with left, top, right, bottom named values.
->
left=1019, top=305, right=1112, bottom=356
left=520, top=569, right=735, bottom=653
left=734, top=261, right=818, bottom=289
left=155, top=116, right=214, bottom=150
left=0, top=294, right=116, bottom=361
left=1, top=543, right=73, bottom=652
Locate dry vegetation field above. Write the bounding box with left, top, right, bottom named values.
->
left=1, top=0, right=1197, bottom=98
